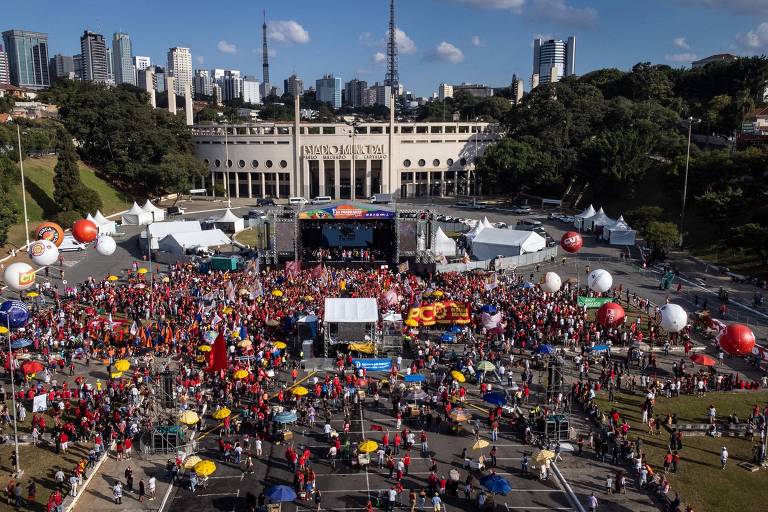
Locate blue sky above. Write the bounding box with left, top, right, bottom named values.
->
left=3, top=0, right=768, bottom=96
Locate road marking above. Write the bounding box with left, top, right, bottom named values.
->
left=314, top=487, right=564, bottom=494
left=359, top=402, right=372, bottom=503
left=157, top=474, right=176, bottom=512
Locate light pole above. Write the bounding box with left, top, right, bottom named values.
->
left=16, top=126, right=29, bottom=247
left=348, top=119, right=360, bottom=200
left=680, top=117, right=700, bottom=247
left=5, top=316, right=22, bottom=477
left=223, top=121, right=231, bottom=208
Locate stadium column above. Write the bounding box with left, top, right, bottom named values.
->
left=334, top=160, right=340, bottom=200
left=235, top=172, right=240, bottom=198
left=427, top=171, right=431, bottom=197
left=293, top=94, right=301, bottom=198
left=319, top=162, right=326, bottom=196
left=247, top=173, right=252, bottom=198
left=303, top=158, right=311, bottom=199
left=365, top=160, right=372, bottom=198
left=440, top=171, right=445, bottom=197
left=260, top=173, right=266, bottom=198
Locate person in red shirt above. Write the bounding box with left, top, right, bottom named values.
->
left=403, top=452, right=411, bottom=475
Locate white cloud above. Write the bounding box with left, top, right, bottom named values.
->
left=372, top=52, right=387, bottom=64
left=736, top=22, right=768, bottom=50
left=267, top=20, right=310, bottom=44
left=195, top=55, right=205, bottom=65
left=665, top=52, right=698, bottom=62
left=525, top=0, right=599, bottom=28
left=673, top=37, right=690, bottom=50
left=217, top=40, right=237, bottom=55
left=471, top=35, right=484, bottom=47
left=424, top=42, right=465, bottom=64
left=359, top=32, right=377, bottom=47
left=395, top=28, right=417, bottom=54
left=446, top=0, right=525, bottom=12
left=676, top=0, right=768, bottom=16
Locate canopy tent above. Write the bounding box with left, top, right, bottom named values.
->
left=602, top=215, right=637, bottom=245
left=573, top=204, right=596, bottom=229
left=142, top=200, right=165, bottom=222
left=323, top=298, right=379, bottom=324
left=471, top=229, right=546, bottom=260
left=158, top=228, right=231, bottom=256
left=465, top=221, right=485, bottom=242
left=92, top=210, right=117, bottom=234
left=585, top=207, right=614, bottom=231
left=121, top=202, right=153, bottom=226
left=481, top=217, right=495, bottom=230
left=434, top=227, right=457, bottom=257
left=143, top=220, right=202, bottom=250
left=213, top=209, right=245, bottom=234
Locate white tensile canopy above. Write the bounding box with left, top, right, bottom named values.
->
left=141, top=200, right=165, bottom=222
left=434, top=227, right=457, bottom=257
left=121, top=202, right=152, bottom=226
left=213, top=208, right=245, bottom=233
left=585, top=207, right=613, bottom=231
left=158, top=228, right=231, bottom=256
left=92, top=210, right=117, bottom=235
left=573, top=204, right=596, bottom=229
left=603, top=215, right=637, bottom=245
left=481, top=217, right=494, bottom=230
left=323, top=298, right=379, bottom=323
left=143, top=220, right=202, bottom=250
left=465, top=221, right=485, bottom=242
left=471, top=229, right=546, bottom=260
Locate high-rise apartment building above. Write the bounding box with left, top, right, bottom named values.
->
left=0, top=45, right=9, bottom=85
left=316, top=74, right=342, bottom=109
left=532, top=36, right=575, bottom=85
left=154, top=66, right=166, bottom=93
left=80, top=31, right=109, bottom=83
left=112, top=32, right=135, bottom=85
left=218, top=70, right=243, bottom=102
left=344, top=79, right=368, bottom=108
left=242, top=77, right=261, bottom=105
left=167, top=47, right=192, bottom=96
left=192, top=69, right=213, bottom=96
left=49, top=54, right=74, bottom=80
left=284, top=74, right=303, bottom=98
left=1, top=29, right=50, bottom=89
left=453, top=83, right=494, bottom=98
left=134, top=56, right=150, bottom=71
left=511, top=74, right=524, bottom=104
left=438, top=83, right=453, bottom=101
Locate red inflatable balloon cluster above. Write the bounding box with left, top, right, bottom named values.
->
left=72, top=219, right=98, bottom=244
left=560, top=231, right=583, bottom=253
left=718, top=323, right=755, bottom=356
left=596, top=302, right=625, bottom=328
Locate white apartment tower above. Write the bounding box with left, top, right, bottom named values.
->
left=167, top=47, right=192, bottom=96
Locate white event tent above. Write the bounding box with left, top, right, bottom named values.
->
left=92, top=211, right=117, bottom=234
left=434, top=227, right=457, bottom=257
left=573, top=204, right=596, bottom=230
left=121, top=202, right=152, bottom=226
left=471, top=229, right=546, bottom=260
left=465, top=221, right=486, bottom=242
left=585, top=207, right=613, bottom=232
left=602, top=215, right=637, bottom=245
left=158, top=229, right=231, bottom=256
left=142, top=200, right=165, bottom=222
left=143, top=220, right=202, bottom=250
left=214, top=209, right=245, bottom=233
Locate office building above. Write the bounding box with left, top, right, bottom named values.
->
left=218, top=70, right=243, bottom=102
left=453, top=83, right=494, bottom=98
left=80, top=31, right=109, bottom=82
left=316, top=74, right=342, bottom=109
left=511, top=74, right=524, bottom=104
left=134, top=56, right=150, bottom=71
left=0, top=46, right=10, bottom=85
left=212, top=83, right=222, bottom=105
left=242, top=77, right=261, bottom=104
left=154, top=66, right=166, bottom=93
left=167, top=47, right=192, bottom=96
left=344, top=79, right=368, bottom=108
left=363, top=87, right=378, bottom=108
left=374, top=83, right=393, bottom=108
left=192, top=69, right=213, bottom=96
left=532, top=36, right=575, bottom=85
left=106, top=47, right=114, bottom=83
left=1, top=29, right=50, bottom=89
left=137, top=67, right=156, bottom=107
left=112, top=33, right=135, bottom=85
left=73, top=54, right=83, bottom=79
left=438, top=83, right=453, bottom=101
left=692, top=53, right=737, bottom=69
left=284, top=74, right=303, bottom=98
left=49, top=54, right=74, bottom=81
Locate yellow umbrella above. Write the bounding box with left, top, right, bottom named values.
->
left=451, top=370, right=466, bottom=383
left=110, top=371, right=123, bottom=379
left=114, top=359, right=130, bottom=372
left=212, top=408, right=231, bottom=420
left=471, top=439, right=489, bottom=450
left=233, top=369, right=250, bottom=380
left=432, top=290, right=444, bottom=297
left=291, top=386, right=308, bottom=396
left=405, top=319, right=419, bottom=327
left=237, top=339, right=252, bottom=348
left=533, top=450, right=555, bottom=464
left=137, top=268, right=149, bottom=275
left=198, top=345, right=212, bottom=352
left=274, top=341, right=287, bottom=350
left=222, top=306, right=233, bottom=314
left=26, top=291, right=39, bottom=298
left=359, top=440, right=379, bottom=454
left=183, top=455, right=202, bottom=469
left=0, top=326, right=8, bottom=335
left=162, top=276, right=170, bottom=283
left=194, top=460, right=217, bottom=477
left=304, top=295, right=314, bottom=301
left=195, top=355, right=205, bottom=364
left=107, top=275, right=119, bottom=282
left=179, top=410, right=200, bottom=425
left=271, top=289, right=283, bottom=297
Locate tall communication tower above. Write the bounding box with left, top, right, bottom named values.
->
left=262, top=10, right=270, bottom=86
left=385, top=0, right=399, bottom=92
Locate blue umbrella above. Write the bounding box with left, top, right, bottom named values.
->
left=521, top=282, right=536, bottom=289
left=273, top=411, right=297, bottom=424
left=536, top=344, right=555, bottom=355
left=404, top=374, right=425, bottom=383
left=592, top=344, right=610, bottom=353
left=483, top=391, right=507, bottom=406
left=441, top=333, right=455, bottom=343
left=10, top=339, right=32, bottom=350
left=265, top=485, right=297, bottom=502
left=481, top=304, right=497, bottom=314
left=448, top=325, right=462, bottom=333
left=480, top=474, right=512, bottom=495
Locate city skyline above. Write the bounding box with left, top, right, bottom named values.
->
left=2, top=0, right=767, bottom=96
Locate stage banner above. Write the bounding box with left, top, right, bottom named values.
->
left=577, top=296, right=612, bottom=308
left=353, top=358, right=392, bottom=371
left=299, top=203, right=396, bottom=220
left=406, top=301, right=471, bottom=326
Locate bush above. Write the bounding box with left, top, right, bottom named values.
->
left=56, top=210, right=82, bottom=229
left=74, top=186, right=103, bottom=216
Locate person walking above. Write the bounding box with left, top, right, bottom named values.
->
left=721, top=447, right=728, bottom=469
left=189, top=473, right=197, bottom=493
left=587, top=492, right=598, bottom=511
left=138, top=479, right=146, bottom=503
left=113, top=482, right=123, bottom=505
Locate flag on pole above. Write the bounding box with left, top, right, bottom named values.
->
left=286, top=260, right=301, bottom=276
left=207, top=331, right=229, bottom=372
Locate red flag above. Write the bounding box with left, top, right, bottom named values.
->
left=370, top=425, right=383, bottom=432
left=286, top=260, right=301, bottom=276
left=207, top=331, right=229, bottom=373
left=310, top=264, right=324, bottom=280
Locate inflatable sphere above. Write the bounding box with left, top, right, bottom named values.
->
left=540, top=272, right=562, bottom=293
left=596, top=302, right=626, bottom=328
left=659, top=303, right=688, bottom=333
left=94, top=235, right=117, bottom=256
left=719, top=324, right=756, bottom=356
left=0, top=300, right=29, bottom=329
left=3, top=262, right=35, bottom=291
left=72, top=219, right=98, bottom=244
left=34, top=222, right=64, bottom=247
left=560, top=231, right=583, bottom=253
left=587, top=269, right=613, bottom=293
left=28, top=239, right=59, bottom=266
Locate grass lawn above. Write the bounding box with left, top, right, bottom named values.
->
left=595, top=391, right=768, bottom=512
left=234, top=227, right=261, bottom=248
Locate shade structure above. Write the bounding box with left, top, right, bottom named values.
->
left=273, top=411, right=297, bottom=424
left=10, top=339, right=32, bottom=349
left=690, top=353, right=717, bottom=366
left=21, top=361, right=44, bottom=374
left=451, top=370, right=466, bottom=383
left=477, top=361, right=496, bottom=372
left=591, top=345, right=610, bottom=353
left=472, top=439, right=490, bottom=450
left=480, top=474, right=512, bottom=495
left=291, top=386, right=309, bottom=396
left=212, top=407, right=231, bottom=420
left=449, top=409, right=471, bottom=422
left=179, top=410, right=200, bottom=425
left=110, top=371, right=123, bottom=379
left=533, top=449, right=555, bottom=464
left=536, top=344, right=555, bottom=355
left=194, top=460, right=217, bottom=477
left=266, top=485, right=297, bottom=503
left=271, top=290, right=283, bottom=297
left=441, top=333, right=456, bottom=343
left=183, top=455, right=202, bottom=469
left=448, top=325, right=462, bottom=333
left=359, top=440, right=379, bottom=453
left=233, top=369, right=250, bottom=380
left=273, top=341, right=287, bottom=349
left=198, top=345, right=212, bottom=352
left=114, top=359, right=130, bottom=372
left=404, top=374, right=426, bottom=383
left=25, top=292, right=39, bottom=298
left=107, top=275, right=119, bottom=282
left=481, top=304, right=497, bottom=314
left=404, top=389, right=429, bottom=402
left=0, top=327, right=7, bottom=335
left=137, top=268, right=149, bottom=275
left=483, top=391, right=507, bottom=406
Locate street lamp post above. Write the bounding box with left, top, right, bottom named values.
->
left=16, top=126, right=30, bottom=247
left=348, top=120, right=360, bottom=200
left=680, top=117, right=700, bottom=247
left=224, top=121, right=231, bottom=208
left=5, top=316, right=22, bottom=477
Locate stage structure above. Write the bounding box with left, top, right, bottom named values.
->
left=138, top=370, right=198, bottom=460
left=323, top=298, right=379, bottom=357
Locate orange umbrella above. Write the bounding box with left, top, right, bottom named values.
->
left=22, top=361, right=44, bottom=374
left=690, top=353, right=717, bottom=366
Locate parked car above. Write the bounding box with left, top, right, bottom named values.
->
left=246, top=209, right=266, bottom=220
left=59, top=235, right=87, bottom=252
left=311, top=196, right=332, bottom=205
left=559, top=215, right=575, bottom=223
left=516, top=219, right=543, bottom=231
left=167, top=206, right=185, bottom=216
left=289, top=197, right=308, bottom=207
left=455, top=201, right=471, bottom=208
left=370, top=193, right=393, bottom=204
left=511, top=205, right=532, bottom=214
left=472, top=201, right=488, bottom=210
left=256, top=197, right=275, bottom=206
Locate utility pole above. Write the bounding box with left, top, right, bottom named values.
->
left=16, top=126, right=29, bottom=247
left=680, top=117, right=699, bottom=247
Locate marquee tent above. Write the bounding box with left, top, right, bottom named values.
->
left=323, top=298, right=379, bottom=324
left=121, top=202, right=153, bottom=226
left=481, top=217, right=495, bottom=230
left=158, top=228, right=231, bottom=256
left=471, top=229, right=546, bottom=260
left=142, top=220, right=202, bottom=250
left=213, top=209, right=245, bottom=234
left=602, top=215, right=637, bottom=245
left=93, top=211, right=117, bottom=234
left=465, top=221, right=485, bottom=242
left=573, top=204, right=596, bottom=229
left=434, top=227, right=457, bottom=257
left=585, top=207, right=613, bottom=231
left=142, top=200, right=165, bottom=222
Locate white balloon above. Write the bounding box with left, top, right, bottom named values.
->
left=95, top=235, right=116, bottom=256
left=660, top=303, right=688, bottom=333
left=28, top=239, right=59, bottom=266
left=587, top=269, right=613, bottom=293
left=3, top=262, right=35, bottom=291
left=541, top=272, right=562, bottom=293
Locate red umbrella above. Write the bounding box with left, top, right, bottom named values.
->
left=21, top=361, right=44, bottom=374
left=690, top=353, right=716, bottom=366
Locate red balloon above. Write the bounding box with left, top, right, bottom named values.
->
left=718, top=324, right=755, bottom=356
left=596, top=302, right=625, bottom=328
left=560, top=231, right=583, bottom=253
left=72, top=219, right=98, bottom=243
